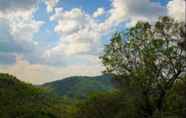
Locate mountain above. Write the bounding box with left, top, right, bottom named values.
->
left=0, top=73, right=69, bottom=118
left=0, top=73, right=113, bottom=117
left=42, top=75, right=113, bottom=98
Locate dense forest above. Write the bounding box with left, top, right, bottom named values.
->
left=42, top=75, right=113, bottom=98
left=0, top=16, right=186, bottom=118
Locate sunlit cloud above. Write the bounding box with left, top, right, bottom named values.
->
left=0, top=0, right=185, bottom=84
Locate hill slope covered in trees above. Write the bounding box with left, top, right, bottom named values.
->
left=0, top=73, right=72, bottom=118
left=42, top=75, right=113, bottom=98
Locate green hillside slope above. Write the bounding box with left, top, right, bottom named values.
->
left=0, top=73, right=69, bottom=118
left=42, top=75, right=113, bottom=98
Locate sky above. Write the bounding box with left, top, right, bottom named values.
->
left=0, top=0, right=185, bottom=84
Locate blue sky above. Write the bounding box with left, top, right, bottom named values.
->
left=0, top=0, right=185, bottom=84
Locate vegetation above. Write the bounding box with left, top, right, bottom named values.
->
left=0, top=73, right=74, bottom=118
left=76, top=16, right=186, bottom=118
left=99, top=16, right=186, bottom=117
left=42, top=75, right=113, bottom=98
left=0, top=16, right=185, bottom=118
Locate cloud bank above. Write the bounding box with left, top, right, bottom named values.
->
left=0, top=0, right=185, bottom=84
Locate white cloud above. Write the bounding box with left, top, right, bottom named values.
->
left=0, top=0, right=44, bottom=65
left=0, top=0, right=37, bottom=13
left=47, top=0, right=166, bottom=58
left=0, top=0, right=171, bottom=84
left=0, top=0, right=42, bottom=46
left=47, top=29, right=100, bottom=56
left=0, top=56, right=104, bottom=84
left=0, top=15, right=43, bottom=60
left=93, top=8, right=105, bottom=18
left=98, top=0, right=126, bottom=32
left=167, top=0, right=186, bottom=22
left=43, top=0, right=167, bottom=68
left=52, top=8, right=85, bottom=35
left=45, top=0, right=59, bottom=13
left=7, top=11, right=43, bottom=42
left=99, top=0, right=166, bottom=31
left=106, top=0, right=127, bottom=24
left=47, top=8, right=101, bottom=57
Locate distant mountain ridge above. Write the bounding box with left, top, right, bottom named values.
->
left=42, top=75, right=113, bottom=98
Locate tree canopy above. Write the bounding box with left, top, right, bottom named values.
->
left=100, top=16, right=186, bottom=117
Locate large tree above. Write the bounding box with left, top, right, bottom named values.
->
left=101, top=16, right=186, bottom=117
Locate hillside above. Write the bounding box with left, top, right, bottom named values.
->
left=42, top=75, right=113, bottom=98
left=0, top=73, right=70, bottom=118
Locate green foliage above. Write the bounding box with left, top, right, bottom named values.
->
left=164, top=77, right=186, bottom=118
left=100, top=16, right=186, bottom=117
left=0, top=73, right=72, bottom=118
left=42, top=75, right=113, bottom=99
left=74, top=91, right=124, bottom=118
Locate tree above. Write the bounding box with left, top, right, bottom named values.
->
left=101, top=16, right=186, bottom=117
left=178, top=22, right=186, bottom=50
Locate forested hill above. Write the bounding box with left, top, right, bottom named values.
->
left=0, top=73, right=114, bottom=117
left=42, top=75, right=113, bottom=98
left=0, top=73, right=71, bottom=118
